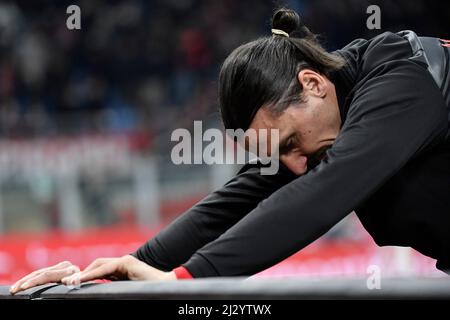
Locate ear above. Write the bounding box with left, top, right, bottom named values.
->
left=297, top=69, right=327, bottom=98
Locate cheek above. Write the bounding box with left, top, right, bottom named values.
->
left=288, top=107, right=316, bottom=135
left=296, top=109, right=324, bottom=149
left=295, top=124, right=317, bottom=153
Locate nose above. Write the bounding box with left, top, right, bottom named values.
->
left=280, top=153, right=308, bottom=176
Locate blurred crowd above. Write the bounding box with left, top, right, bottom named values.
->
left=0, top=0, right=448, bottom=139
left=0, top=0, right=272, bottom=138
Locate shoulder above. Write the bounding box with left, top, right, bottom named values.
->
left=336, top=31, right=414, bottom=77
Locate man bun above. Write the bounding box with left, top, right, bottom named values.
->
left=271, top=8, right=301, bottom=36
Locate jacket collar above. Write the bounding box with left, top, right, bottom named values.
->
left=329, top=50, right=358, bottom=125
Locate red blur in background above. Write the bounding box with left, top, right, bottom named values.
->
left=0, top=224, right=443, bottom=285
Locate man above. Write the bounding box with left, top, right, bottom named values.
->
left=10, top=8, right=450, bottom=293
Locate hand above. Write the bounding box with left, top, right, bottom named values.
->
left=60, top=255, right=176, bottom=287
left=9, top=260, right=80, bottom=294
left=10, top=255, right=175, bottom=295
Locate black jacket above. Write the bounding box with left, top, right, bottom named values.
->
left=133, top=31, right=450, bottom=276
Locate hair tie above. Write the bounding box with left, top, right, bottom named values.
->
left=271, top=29, right=289, bottom=38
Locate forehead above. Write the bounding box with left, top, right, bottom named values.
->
left=249, top=105, right=300, bottom=133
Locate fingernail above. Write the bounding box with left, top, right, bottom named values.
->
left=69, top=273, right=81, bottom=289
left=9, top=285, right=16, bottom=293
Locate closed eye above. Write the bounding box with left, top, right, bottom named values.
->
left=279, top=134, right=298, bottom=155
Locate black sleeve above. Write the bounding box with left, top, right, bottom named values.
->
left=182, top=61, right=448, bottom=277
left=131, top=162, right=296, bottom=271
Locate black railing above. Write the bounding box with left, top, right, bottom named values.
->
left=1, top=277, right=450, bottom=300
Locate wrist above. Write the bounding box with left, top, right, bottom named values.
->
left=161, top=271, right=177, bottom=281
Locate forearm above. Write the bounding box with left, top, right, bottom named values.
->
left=132, top=162, right=297, bottom=272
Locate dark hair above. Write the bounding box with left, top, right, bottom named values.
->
left=219, top=8, right=345, bottom=131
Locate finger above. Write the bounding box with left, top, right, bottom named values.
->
left=82, top=258, right=115, bottom=273
left=61, top=272, right=82, bottom=288
left=60, top=258, right=114, bottom=286
left=13, top=265, right=80, bottom=293
left=14, top=261, right=73, bottom=287
left=11, top=261, right=71, bottom=290
left=10, top=261, right=73, bottom=294
left=20, top=265, right=79, bottom=291
left=77, top=262, right=118, bottom=283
